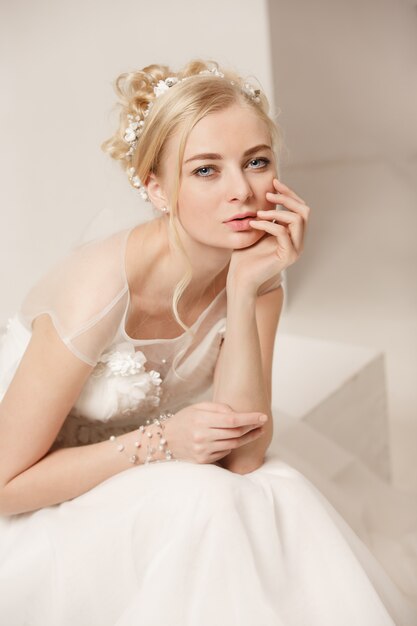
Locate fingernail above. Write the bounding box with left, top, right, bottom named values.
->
left=259, top=415, right=268, bottom=423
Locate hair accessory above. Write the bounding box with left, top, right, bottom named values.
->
left=125, top=66, right=263, bottom=201
left=242, top=83, right=261, bottom=102
left=127, top=166, right=149, bottom=201
left=153, top=76, right=179, bottom=96
left=109, top=411, right=178, bottom=465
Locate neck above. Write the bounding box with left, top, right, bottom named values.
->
left=127, top=216, right=231, bottom=312
left=161, top=216, right=231, bottom=305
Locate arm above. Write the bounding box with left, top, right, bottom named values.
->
left=212, top=284, right=284, bottom=474
left=212, top=176, right=310, bottom=474
left=0, top=314, right=165, bottom=516
left=0, top=430, right=151, bottom=517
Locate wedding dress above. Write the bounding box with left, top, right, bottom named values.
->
left=0, top=223, right=416, bottom=626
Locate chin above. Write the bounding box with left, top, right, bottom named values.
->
left=231, top=232, right=264, bottom=248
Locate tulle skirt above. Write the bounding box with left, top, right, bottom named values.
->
left=1, top=448, right=416, bottom=626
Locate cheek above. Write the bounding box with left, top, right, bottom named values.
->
left=176, top=196, right=209, bottom=232
left=255, top=178, right=276, bottom=208
left=178, top=181, right=220, bottom=218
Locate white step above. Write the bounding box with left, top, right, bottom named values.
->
left=270, top=334, right=391, bottom=482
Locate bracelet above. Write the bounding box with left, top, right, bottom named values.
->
left=109, top=411, right=177, bottom=465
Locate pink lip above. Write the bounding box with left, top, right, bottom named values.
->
left=224, top=217, right=256, bottom=232
left=225, top=211, right=257, bottom=222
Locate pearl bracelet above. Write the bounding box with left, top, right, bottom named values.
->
left=109, top=411, right=177, bottom=465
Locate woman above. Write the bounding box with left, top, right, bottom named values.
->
left=0, top=59, right=415, bottom=625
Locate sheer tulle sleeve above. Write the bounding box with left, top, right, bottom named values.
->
left=16, top=229, right=131, bottom=367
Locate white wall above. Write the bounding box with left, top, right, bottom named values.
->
left=267, top=0, right=417, bottom=490
left=0, top=0, right=275, bottom=322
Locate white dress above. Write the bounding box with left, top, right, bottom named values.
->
left=0, top=225, right=416, bottom=626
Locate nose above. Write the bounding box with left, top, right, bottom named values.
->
left=226, top=168, right=254, bottom=203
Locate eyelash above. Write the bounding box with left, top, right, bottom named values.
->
left=192, top=157, right=271, bottom=178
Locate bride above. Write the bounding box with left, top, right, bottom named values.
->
left=0, top=59, right=416, bottom=625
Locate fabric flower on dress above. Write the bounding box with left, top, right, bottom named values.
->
left=71, top=343, right=163, bottom=422
left=99, top=343, right=147, bottom=377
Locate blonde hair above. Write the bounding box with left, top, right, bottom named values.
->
left=101, top=59, right=283, bottom=378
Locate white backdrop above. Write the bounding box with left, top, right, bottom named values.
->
left=266, top=0, right=417, bottom=491
left=0, top=0, right=277, bottom=322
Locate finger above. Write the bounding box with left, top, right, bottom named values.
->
left=209, top=450, right=234, bottom=463
left=208, top=423, right=262, bottom=440
left=273, top=178, right=307, bottom=204
left=249, top=219, right=294, bottom=247
left=256, top=208, right=301, bottom=225
left=202, top=407, right=268, bottom=428
left=210, top=426, right=265, bottom=453
left=255, top=210, right=305, bottom=251
left=195, top=402, right=264, bottom=421
left=249, top=220, right=302, bottom=256
left=266, top=191, right=309, bottom=221
left=208, top=451, right=232, bottom=463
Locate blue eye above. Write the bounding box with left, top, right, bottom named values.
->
left=194, top=166, right=216, bottom=177
left=248, top=158, right=270, bottom=169
left=193, top=157, right=270, bottom=179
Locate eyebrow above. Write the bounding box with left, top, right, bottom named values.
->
left=184, top=143, right=273, bottom=164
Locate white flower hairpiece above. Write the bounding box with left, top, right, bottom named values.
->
left=153, top=76, right=179, bottom=96
left=124, top=66, right=262, bottom=202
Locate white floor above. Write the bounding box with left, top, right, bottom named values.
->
left=271, top=333, right=391, bottom=480
left=278, top=309, right=417, bottom=495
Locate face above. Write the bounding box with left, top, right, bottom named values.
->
left=159, top=103, right=277, bottom=250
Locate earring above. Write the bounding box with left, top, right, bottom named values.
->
left=161, top=206, right=169, bottom=214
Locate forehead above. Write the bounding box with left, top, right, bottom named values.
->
left=183, top=104, right=270, bottom=157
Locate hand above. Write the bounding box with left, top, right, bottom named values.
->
left=165, top=402, right=268, bottom=464
left=226, top=178, right=311, bottom=295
